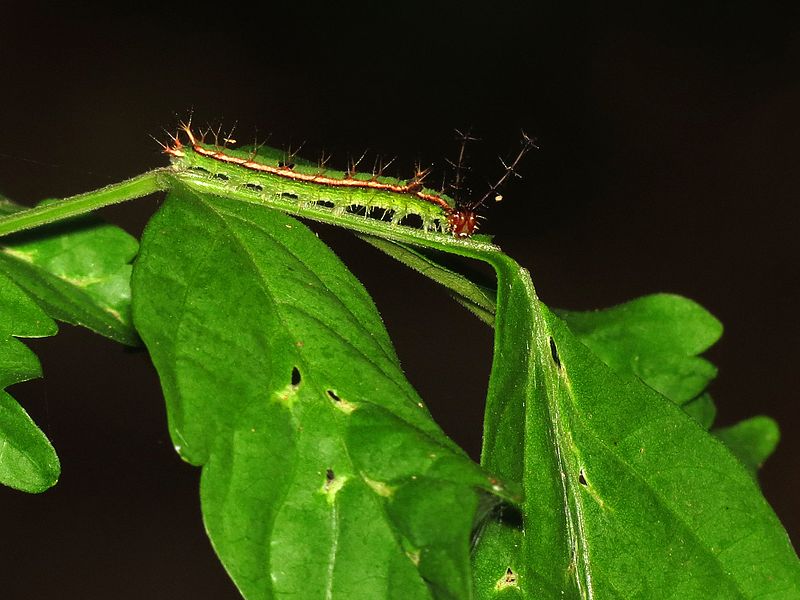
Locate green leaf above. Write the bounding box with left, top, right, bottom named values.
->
left=0, top=198, right=139, bottom=345
left=471, top=253, right=800, bottom=598
left=714, top=416, right=780, bottom=476
left=357, top=246, right=724, bottom=423
left=0, top=270, right=59, bottom=493
left=556, top=294, right=723, bottom=405
left=682, top=392, right=717, bottom=429
left=131, top=186, right=516, bottom=600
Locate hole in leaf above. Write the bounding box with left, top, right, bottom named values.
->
left=549, top=337, right=561, bottom=368
left=212, top=172, right=229, bottom=181
left=495, top=566, right=519, bottom=590
left=313, top=199, right=335, bottom=209
left=326, top=389, right=356, bottom=414
left=579, top=469, right=587, bottom=486
left=291, top=367, right=301, bottom=387
left=244, top=183, right=263, bottom=192
left=323, top=467, right=347, bottom=500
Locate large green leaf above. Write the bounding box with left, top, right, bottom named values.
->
left=131, top=186, right=517, bottom=600
left=0, top=198, right=139, bottom=345
left=471, top=252, right=800, bottom=598
left=556, top=294, right=722, bottom=405
left=554, top=300, right=783, bottom=469
left=360, top=239, right=722, bottom=410
left=0, top=195, right=137, bottom=492
left=0, top=270, right=59, bottom=492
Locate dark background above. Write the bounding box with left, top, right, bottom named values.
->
left=1, top=3, right=798, bottom=597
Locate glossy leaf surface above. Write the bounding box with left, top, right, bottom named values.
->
left=0, top=199, right=139, bottom=345
left=470, top=253, right=800, bottom=599
left=556, top=294, right=722, bottom=405
left=0, top=269, right=59, bottom=492
left=131, top=186, right=516, bottom=600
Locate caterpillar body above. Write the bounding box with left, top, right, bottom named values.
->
left=165, top=126, right=479, bottom=237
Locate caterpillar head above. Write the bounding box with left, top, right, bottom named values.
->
left=448, top=209, right=478, bottom=237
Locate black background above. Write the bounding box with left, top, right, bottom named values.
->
left=1, top=3, right=798, bottom=598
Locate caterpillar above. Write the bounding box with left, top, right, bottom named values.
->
left=164, top=124, right=534, bottom=238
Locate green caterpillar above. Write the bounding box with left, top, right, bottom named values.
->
left=165, top=125, right=480, bottom=237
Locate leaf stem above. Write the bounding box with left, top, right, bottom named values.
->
left=172, top=172, right=502, bottom=256
left=0, top=169, right=171, bottom=238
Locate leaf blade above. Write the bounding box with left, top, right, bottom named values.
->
left=471, top=254, right=800, bottom=599
left=0, top=199, right=139, bottom=345
left=556, top=293, right=723, bottom=405
left=132, top=186, right=514, bottom=599
left=0, top=270, right=59, bottom=493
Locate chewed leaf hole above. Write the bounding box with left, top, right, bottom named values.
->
left=326, top=389, right=357, bottom=414
left=549, top=336, right=561, bottom=368
left=579, top=469, right=588, bottom=486
left=495, top=567, right=519, bottom=590
left=244, top=182, right=263, bottom=192
left=212, top=172, right=230, bottom=181
left=577, top=467, right=606, bottom=508
left=323, top=467, right=346, bottom=502
left=291, top=366, right=301, bottom=387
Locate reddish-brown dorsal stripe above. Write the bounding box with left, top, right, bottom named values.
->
left=171, top=127, right=454, bottom=214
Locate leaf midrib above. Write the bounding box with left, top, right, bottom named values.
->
left=206, top=200, right=402, bottom=382
left=557, top=368, right=750, bottom=597
left=189, top=194, right=437, bottom=597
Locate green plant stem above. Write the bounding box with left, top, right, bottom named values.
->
left=0, top=169, right=171, bottom=238
left=172, top=171, right=502, bottom=256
